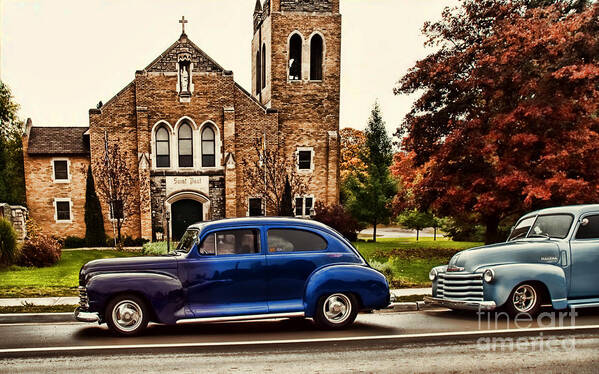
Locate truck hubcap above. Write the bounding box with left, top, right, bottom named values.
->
left=323, top=293, right=351, bottom=324
left=513, top=285, right=537, bottom=313
left=112, top=300, right=142, bottom=332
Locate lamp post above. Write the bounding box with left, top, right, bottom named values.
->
left=166, top=214, right=171, bottom=254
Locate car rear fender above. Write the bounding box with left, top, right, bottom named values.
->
left=86, top=272, right=186, bottom=324
left=303, top=264, right=390, bottom=317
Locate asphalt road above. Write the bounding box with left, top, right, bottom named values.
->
left=1, top=308, right=599, bottom=372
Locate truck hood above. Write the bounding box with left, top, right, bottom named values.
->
left=80, top=256, right=178, bottom=283
left=449, top=240, right=561, bottom=272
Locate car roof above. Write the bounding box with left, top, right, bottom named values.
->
left=523, top=204, right=599, bottom=218
left=187, top=217, right=336, bottom=232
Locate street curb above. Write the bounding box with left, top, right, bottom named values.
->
left=0, top=312, right=75, bottom=324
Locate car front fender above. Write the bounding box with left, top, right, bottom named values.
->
left=481, top=263, right=568, bottom=310
left=86, top=272, right=186, bottom=324
left=304, top=265, right=390, bottom=317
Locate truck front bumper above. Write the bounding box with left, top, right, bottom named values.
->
left=423, top=296, right=497, bottom=311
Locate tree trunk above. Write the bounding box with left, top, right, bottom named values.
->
left=116, top=219, right=123, bottom=250
left=372, top=222, right=377, bottom=242
left=485, top=216, right=500, bottom=245
left=416, top=229, right=419, bottom=241
left=434, top=227, right=437, bottom=241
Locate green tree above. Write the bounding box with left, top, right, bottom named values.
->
left=397, top=209, right=437, bottom=241
left=345, top=103, right=397, bottom=242
left=0, top=82, right=25, bottom=205
left=84, top=166, right=106, bottom=246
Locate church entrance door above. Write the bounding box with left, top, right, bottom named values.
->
left=171, top=199, right=204, bottom=240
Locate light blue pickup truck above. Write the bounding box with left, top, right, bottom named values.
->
left=425, top=205, right=599, bottom=316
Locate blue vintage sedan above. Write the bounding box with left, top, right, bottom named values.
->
left=75, top=217, right=390, bottom=335
left=425, top=204, right=599, bottom=316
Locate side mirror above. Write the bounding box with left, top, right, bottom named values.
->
left=581, top=218, right=589, bottom=227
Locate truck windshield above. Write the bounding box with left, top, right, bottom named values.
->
left=508, top=214, right=573, bottom=241
left=176, top=229, right=199, bottom=253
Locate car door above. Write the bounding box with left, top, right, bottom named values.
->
left=180, top=227, right=268, bottom=318
left=569, top=213, right=599, bottom=298
left=265, top=226, right=333, bottom=313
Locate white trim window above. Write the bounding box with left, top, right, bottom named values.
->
left=54, top=198, right=72, bottom=223
left=295, top=195, right=314, bottom=217
left=247, top=197, right=264, bottom=217
left=52, top=159, right=70, bottom=183
left=296, top=147, right=314, bottom=172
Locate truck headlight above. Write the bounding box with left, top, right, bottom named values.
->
left=483, top=269, right=495, bottom=283
left=429, top=268, right=438, bottom=281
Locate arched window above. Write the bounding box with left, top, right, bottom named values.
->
left=178, top=122, right=193, bottom=167
left=289, top=33, right=302, bottom=80
left=261, top=43, right=267, bottom=89
left=201, top=126, right=216, bottom=167
left=256, top=50, right=261, bottom=94
left=155, top=126, right=170, bottom=168
left=310, top=34, right=323, bottom=81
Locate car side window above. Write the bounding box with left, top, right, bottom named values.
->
left=575, top=215, right=599, bottom=240
left=199, top=229, right=261, bottom=255
left=267, top=228, right=327, bottom=253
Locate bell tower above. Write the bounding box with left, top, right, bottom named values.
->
left=251, top=0, right=342, bottom=205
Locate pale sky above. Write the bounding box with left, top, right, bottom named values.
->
left=0, top=0, right=459, bottom=136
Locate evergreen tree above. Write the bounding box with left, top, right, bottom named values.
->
left=279, top=176, right=294, bottom=216
left=84, top=166, right=106, bottom=246
left=0, top=82, right=25, bottom=205
left=345, top=103, right=397, bottom=242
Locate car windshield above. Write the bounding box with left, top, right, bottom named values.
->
left=508, top=214, right=573, bottom=241
left=175, top=229, right=198, bottom=253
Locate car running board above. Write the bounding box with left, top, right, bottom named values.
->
left=568, top=298, right=599, bottom=309
left=176, top=312, right=305, bottom=324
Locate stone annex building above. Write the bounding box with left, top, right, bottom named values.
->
left=22, top=0, right=341, bottom=241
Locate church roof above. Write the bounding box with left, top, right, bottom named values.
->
left=145, top=34, right=225, bottom=73
left=27, top=127, right=90, bottom=155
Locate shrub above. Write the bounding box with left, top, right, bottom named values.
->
left=0, top=218, right=18, bottom=265
left=63, top=236, right=87, bottom=249
left=312, top=202, right=364, bottom=241
left=123, top=236, right=150, bottom=247
left=142, top=241, right=175, bottom=256
left=369, top=258, right=394, bottom=280
left=18, top=232, right=62, bottom=267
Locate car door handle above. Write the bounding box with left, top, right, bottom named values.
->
left=560, top=250, right=568, bottom=267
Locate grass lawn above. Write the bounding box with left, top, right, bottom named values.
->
left=0, top=250, right=138, bottom=298
left=353, top=237, right=483, bottom=287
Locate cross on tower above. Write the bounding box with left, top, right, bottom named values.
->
left=179, top=16, right=188, bottom=34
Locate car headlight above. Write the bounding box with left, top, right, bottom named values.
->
left=483, top=269, right=495, bottom=283
left=429, top=268, right=438, bottom=281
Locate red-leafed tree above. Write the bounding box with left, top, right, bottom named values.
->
left=395, top=0, right=599, bottom=243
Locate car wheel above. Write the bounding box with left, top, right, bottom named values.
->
left=105, top=294, right=149, bottom=336
left=505, top=283, right=541, bottom=317
left=314, top=292, right=358, bottom=330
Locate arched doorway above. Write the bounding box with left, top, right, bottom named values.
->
left=171, top=199, right=203, bottom=240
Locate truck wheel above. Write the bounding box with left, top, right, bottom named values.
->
left=105, top=294, right=149, bottom=336
left=505, top=283, right=541, bottom=317
left=314, top=293, right=358, bottom=330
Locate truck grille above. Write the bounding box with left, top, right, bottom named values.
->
left=78, top=286, right=89, bottom=309
left=437, top=272, right=484, bottom=302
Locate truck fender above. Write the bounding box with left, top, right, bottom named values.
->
left=304, top=264, right=389, bottom=317
left=481, top=263, right=568, bottom=310
left=86, top=272, right=185, bottom=324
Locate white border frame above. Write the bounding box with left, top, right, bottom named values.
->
left=151, top=120, right=174, bottom=170
left=308, top=31, right=326, bottom=82
left=294, top=194, right=315, bottom=218
left=51, top=158, right=71, bottom=183
left=246, top=196, right=265, bottom=217
left=296, top=146, right=314, bottom=173
left=175, top=116, right=198, bottom=170
left=54, top=197, right=73, bottom=223
left=199, top=120, right=222, bottom=170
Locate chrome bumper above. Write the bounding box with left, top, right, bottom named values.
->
left=74, top=306, right=100, bottom=323
left=423, top=296, right=497, bottom=311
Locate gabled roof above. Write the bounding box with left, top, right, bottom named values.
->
left=27, top=127, right=89, bottom=155
left=145, top=34, right=225, bottom=73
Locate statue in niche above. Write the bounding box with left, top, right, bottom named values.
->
left=180, top=63, right=190, bottom=93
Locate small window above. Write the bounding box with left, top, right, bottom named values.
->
left=200, top=229, right=261, bottom=256
left=56, top=201, right=71, bottom=221
left=249, top=198, right=263, bottom=216
left=202, top=126, right=216, bottom=167
left=156, top=126, right=170, bottom=168
left=261, top=43, right=267, bottom=89
left=177, top=229, right=199, bottom=253
left=53, top=160, right=68, bottom=181
left=576, top=215, right=599, bottom=239
left=178, top=122, right=193, bottom=167
left=310, top=34, right=323, bottom=80
left=508, top=216, right=535, bottom=241
left=289, top=33, right=302, bottom=80
left=267, top=228, right=327, bottom=253
left=295, top=196, right=314, bottom=217
left=256, top=50, right=262, bottom=94
left=298, top=150, right=312, bottom=170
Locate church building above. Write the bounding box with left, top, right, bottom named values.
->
left=22, top=0, right=341, bottom=240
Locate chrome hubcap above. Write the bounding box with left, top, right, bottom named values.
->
left=112, top=300, right=142, bottom=332
left=513, top=285, right=537, bottom=313
left=323, top=293, right=351, bottom=324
